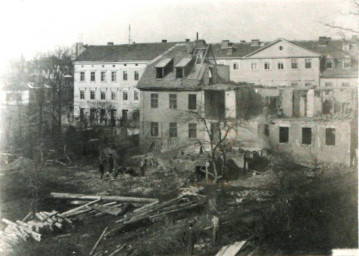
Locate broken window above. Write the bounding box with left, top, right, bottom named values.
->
left=302, top=127, right=312, bottom=145
left=169, top=94, right=177, bottom=109
left=233, top=62, right=239, bottom=70
left=291, top=59, right=298, bottom=69
left=134, top=71, right=139, bottom=81
left=325, top=128, right=335, bottom=146
left=305, top=59, right=312, bottom=69
left=188, top=123, right=197, bottom=138
left=80, top=72, right=85, bottom=81
left=279, top=127, right=289, bottom=143
left=151, top=122, right=159, bottom=137
left=169, top=123, right=177, bottom=137
left=90, top=90, right=95, bottom=100
left=111, top=71, right=117, bottom=82
left=343, top=58, right=351, bottom=69
left=101, top=71, right=106, bottom=82
left=134, top=90, right=139, bottom=101
left=91, top=72, right=95, bottom=81
left=277, top=61, right=284, bottom=70
left=123, top=71, right=128, bottom=81
left=80, top=90, right=85, bottom=99
left=188, top=94, right=197, bottom=110
left=123, top=90, right=128, bottom=100
left=326, top=59, right=333, bottom=69
left=111, top=91, right=116, bottom=100
left=101, top=91, right=106, bottom=100
left=264, top=61, right=271, bottom=70
left=151, top=93, right=158, bottom=108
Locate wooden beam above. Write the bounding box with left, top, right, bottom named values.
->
left=51, top=193, right=158, bottom=204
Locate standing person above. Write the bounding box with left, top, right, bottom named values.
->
left=186, top=222, right=196, bottom=256
left=211, top=214, right=219, bottom=246
left=108, top=154, right=114, bottom=179
left=140, top=158, right=147, bottom=176
left=99, top=159, right=105, bottom=180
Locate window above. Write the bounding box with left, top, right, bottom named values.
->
left=156, top=68, right=164, bottom=78
left=91, top=71, right=95, bottom=81
left=134, top=71, right=139, bottom=81
left=277, top=61, right=284, bottom=70
left=264, top=61, right=271, bottom=70
left=134, top=90, right=139, bottom=100
left=151, top=122, right=159, bottom=137
left=302, top=127, right=312, bottom=145
left=251, top=62, right=257, bottom=70
left=112, top=65, right=116, bottom=67
left=326, top=59, right=333, bottom=69
left=123, top=71, right=128, bottom=80
left=314, top=90, right=321, bottom=97
left=325, top=128, right=335, bottom=146
left=188, top=94, right=197, bottom=110
left=291, top=82, right=298, bottom=87
left=305, top=82, right=312, bottom=87
left=80, top=90, right=85, bottom=99
left=279, top=45, right=284, bottom=51
left=151, top=93, right=158, bottom=108
left=279, top=127, right=289, bottom=143
left=80, top=108, right=84, bottom=121
left=90, top=90, right=95, bottom=100
left=343, top=58, right=351, bottom=69
left=325, top=82, right=332, bottom=87
left=80, top=72, right=85, bottom=81
left=305, top=59, right=312, bottom=69
left=342, top=82, right=350, bottom=87
left=233, top=62, right=239, bottom=70
left=111, top=71, right=117, bottom=82
left=101, top=71, right=106, bottom=81
left=169, top=123, right=177, bottom=137
left=291, top=59, right=298, bottom=69
left=169, top=94, right=177, bottom=109
left=123, top=90, right=128, bottom=100
left=264, top=124, right=270, bottom=136
left=176, top=68, right=183, bottom=78
left=189, top=123, right=197, bottom=138
left=101, top=91, right=106, bottom=100
left=111, top=91, right=116, bottom=100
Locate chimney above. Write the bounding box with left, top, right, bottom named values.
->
left=185, top=38, right=190, bottom=42
left=107, top=42, right=114, bottom=46
left=240, top=40, right=246, bottom=43
left=221, top=40, right=230, bottom=49
left=162, top=39, right=167, bottom=43
left=196, top=32, right=199, bottom=41
left=251, top=39, right=260, bottom=47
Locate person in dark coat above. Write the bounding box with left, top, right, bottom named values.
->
left=108, top=154, right=115, bottom=179
left=99, top=160, right=105, bottom=180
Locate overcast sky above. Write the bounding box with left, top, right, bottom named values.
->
left=0, top=0, right=357, bottom=75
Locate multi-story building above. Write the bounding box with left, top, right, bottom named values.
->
left=137, top=37, right=357, bottom=166
left=73, top=41, right=180, bottom=128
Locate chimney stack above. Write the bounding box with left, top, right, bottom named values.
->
left=196, top=32, right=199, bottom=41
left=185, top=38, right=190, bottom=42
left=107, top=42, right=114, bottom=46
left=162, top=39, right=167, bottom=43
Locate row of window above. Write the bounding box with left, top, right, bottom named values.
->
left=326, top=58, right=351, bottom=69
left=79, top=71, right=139, bottom=82
left=150, top=93, right=197, bottom=110
left=150, top=122, right=197, bottom=138
left=80, top=90, right=139, bottom=101
left=278, top=126, right=336, bottom=146
left=230, top=59, right=313, bottom=71
left=324, top=82, right=351, bottom=87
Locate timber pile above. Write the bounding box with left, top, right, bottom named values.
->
left=0, top=210, right=72, bottom=254
left=105, top=187, right=206, bottom=237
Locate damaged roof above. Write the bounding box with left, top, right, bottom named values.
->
left=137, top=43, right=210, bottom=90
left=75, top=42, right=178, bottom=62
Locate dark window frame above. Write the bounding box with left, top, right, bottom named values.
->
left=169, top=122, right=178, bottom=137
left=188, top=123, right=197, bottom=138
left=188, top=94, right=197, bottom=110
left=302, top=127, right=312, bottom=145
left=279, top=126, right=289, bottom=143
left=151, top=93, right=158, bottom=108
left=80, top=71, right=85, bottom=81
left=90, top=71, right=96, bottom=81
left=151, top=122, right=159, bottom=137
left=325, top=128, right=336, bottom=146
left=169, top=94, right=177, bottom=109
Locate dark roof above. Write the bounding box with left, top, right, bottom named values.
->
left=137, top=43, right=208, bottom=90
left=212, top=42, right=264, bottom=58
left=75, top=42, right=178, bottom=62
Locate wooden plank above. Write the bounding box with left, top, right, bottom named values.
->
left=109, top=243, right=126, bottom=256
left=51, top=192, right=158, bottom=204
left=216, top=245, right=230, bottom=256
left=60, top=198, right=101, bottom=218
left=222, top=241, right=247, bottom=256
left=89, top=227, right=108, bottom=256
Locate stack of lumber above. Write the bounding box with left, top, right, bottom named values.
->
left=106, top=192, right=207, bottom=237
left=0, top=210, right=72, bottom=254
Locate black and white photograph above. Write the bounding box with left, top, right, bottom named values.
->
left=0, top=0, right=357, bottom=255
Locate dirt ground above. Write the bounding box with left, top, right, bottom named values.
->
left=0, top=155, right=357, bottom=256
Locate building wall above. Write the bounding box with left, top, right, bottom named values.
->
left=217, top=57, right=320, bottom=87
left=267, top=119, right=353, bottom=166
left=320, top=77, right=358, bottom=87
left=73, top=61, right=146, bottom=121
